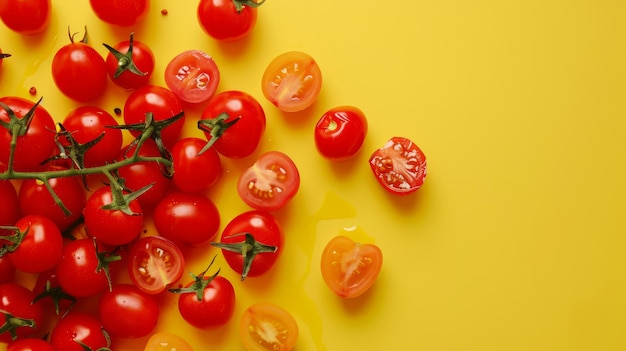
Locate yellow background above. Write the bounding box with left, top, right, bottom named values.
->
left=1, top=0, right=626, bottom=350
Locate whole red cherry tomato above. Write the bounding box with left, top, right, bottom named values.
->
left=104, top=33, right=155, bottom=90
left=98, top=284, right=159, bottom=338
left=0, top=283, right=45, bottom=343
left=0, top=96, right=56, bottom=171
left=7, top=215, right=63, bottom=274
left=197, top=0, right=263, bottom=41
left=61, top=106, right=123, bottom=167
left=212, top=210, right=283, bottom=280
left=89, top=0, right=149, bottom=27
left=237, top=151, right=300, bottom=211
left=239, top=302, right=299, bottom=351
left=127, top=235, right=185, bottom=295
left=261, top=51, right=322, bottom=112
left=198, top=90, right=266, bottom=158
left=171, top=137, right=222, bottom=193
left=51, top=30, right=108, bottom=102
left=123, top=84, right=185, bottom=147
left=0, top=180, right=19, bottom=233
left=7, top=338, right=55, bottom=351
left=0, top=0, right=51, bottom=35
left=164, top=50, right=220, bottom=104
left=83, top=185, right=144, bottom=246
left=369, top=136, right=427, bottom=195
left=48, top=312, right=110, bottom=351
left=314, top=106, right=368, bottom=160
left=0, top=256, right=15, bottom=284
left=32, top=269, right=75, bottom=317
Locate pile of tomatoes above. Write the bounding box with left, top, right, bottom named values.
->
left=0, top=1, right=427, bottom=350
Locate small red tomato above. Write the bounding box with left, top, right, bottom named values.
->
left=0, top=180, right=20, bottom=234
left=314, top=106, right=368, bottom=160
left=171, top=137, right=222, bottom=193
left=48, top=312, right=110, bottom=351
left=369, top=136, right=427, bottom=195
left=320, top=235, right=383, bottom=298
left=89, top=0, right=149, bottom=27
left=0, top=0, right=51, bottom=35
left=98, top=284, right=159, bottom=338
left=237, top=151, right=300, bottom=211
left=0, top=283, right=45, bottom=343
left=7, top=338, right=55, bottom=351
left=197, top=0, right=262, bottom=42
left=8, top=215, right=63, bottom=274
left=164, top=50, right=220, bottom=104
left=104, top=33, right=155, bottom=90
left=127, top=236, right=185, bottom=295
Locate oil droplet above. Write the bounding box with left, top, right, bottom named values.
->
left=312, top=190, right=357, bottom=221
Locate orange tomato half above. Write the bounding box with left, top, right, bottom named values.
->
left=143, top=332, right=194, bottom=351
left=320, top=235, right=383, bottom=298
left=239, top=302, right=299, bottom=351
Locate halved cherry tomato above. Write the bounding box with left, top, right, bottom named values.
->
left=314, top=106, right=368, bottom=160
left=237, top=151, right=300, bottom=211
left=0, top=0, right=51, bottom=35
left=128, top=236, right=185, bottom=294
left=164, top=50, right=220, bottom=104
left=239, top=302, right=299, bottom=351
left=261, top=51, right=322, bottom=112
left=368, top=136, right=427, bottom=195
left=320, top=235, right=383, bottom=298
left=144, top=332, right=194, bottom=351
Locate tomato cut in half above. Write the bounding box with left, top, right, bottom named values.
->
left=144, top=332, right=193, bottom=351
left=237, top=151, right=300, bottom=211
left=164, top=50, right=220, bottom=104
left=128, top=236, right=185, bottom=294
left=368, top=136, right=427, bottom=195
left=320, top=235, right=383, bottom=298
left=261, top=51, right=322, bottom=112
left=240, top=302, right=299, bottom=351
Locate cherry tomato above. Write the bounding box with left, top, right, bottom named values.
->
left=199, top=90, right=266, bottom=158
left=48, top=312, right=110, bottom=351
left=18, top=175, right=86, bottom=231
left=0, top=283, right=45, bottom=343
left=0, top=96, right=56, bottom=171
left=123, top=84, right=185, bottom=147
left=98, top=284, right=159, bottom=338
left=314, top=106, right=368, bottom=160
left=154, top=191, right=220, bottom=247
left=237, top=151, right=300, bottom=211
left=0, top=256, right=15, bottom=284
left=213, top=210, right=283, bottom=280
left=127, top=235, right=185, bottom=295
left=197, top=0, right=261, bottom=41
left=261, top=51, right=322, bottom=112
left=368, top=136, right=427, bottom=195
left=0, top=0, right=51, bottom=35
left=32, top=269, right=75, bottom=317
left=144, top=332, right=193, bottom=351
left=171, top=137, right=222, bottom=193
left=104, top=33, right=155, bottom=90
left=7, top=338, right=55, bottom=351
left=116, top=140, right=172, bottom=208
left=320, top=235, right=383, bottom=298
left=61, top=106, right=123, bottom=167
left=51, top=31, right=108, bottom=102
left=8, top=215, right=63, bottom=274
left=55, top=238, right=116, bottom=298
left=239, top=302, right=299, bottom=351
left=89, top=0, right=149, bottom=27
left=0, top=180, right=19, bottom=234
left=164, top=50, right=220, bottom=104
left=83, top=185, right=144, bottom=246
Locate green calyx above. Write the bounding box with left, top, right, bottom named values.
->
left=169, top=255, right=220, bottom=301
left=0, top=53, right=11, bottom=59
left=232, top=0, right=266, bottom=13
left=32, top=279, right=76, bottom=316
left=100, top=169, right=152, bottom=216
left=0, top=97, right=43, bottom=138
left=196, top=112, right=240, bottom=156
left=103, top=32, right=147, bottom=79
left=0, top=312, right=36, bottom=341
left=211, top=232, right=277, bottom=281
left=0, top=225, right=29, bottom=257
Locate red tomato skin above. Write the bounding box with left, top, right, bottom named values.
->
left=314, top=106, right=368, bottom=160
left=55, top=239, right=111, bottom=298
left=0, top=180, right=20, bottom=232
left=83, top=186, right=144, bottom=246
left=105, top=38, right=155, bottom=89
left=48, top=312, right=110, bottom=351
left=178, top=275, right=235, bottom=330
left=89, top=0, right=149, bottom=27
left=0, top=96, right=56, bottom=171
left=61, top=106, right=123, bottom=167
left=154, top=192, right=220, bottom=247
left=197, top=0, right=257, bottom=41
left=219, top=210, right=284, bottom=278
left=200, top=90, right=266, bottom=158
left=98, top=284, right=159, bottom=338
left=0, top=0, right=51, bottom=35
left=0, top=283, right=45, bottom=343
left=8, top=215, right=63, bottom=274
left=0, top=256, right=15, bottom=284
left=51, top=42, right=108, bottom=102
left=127, top=235, right=185, bottom=294
left=164, top=50, right=220, bottom=104
left=7, top=337, right=55, bottom=351
left=369, top=136, right=427, bottom=195
left=18, top=176, right=86, bottom=231
left=171, top=137, right=222, bottom=193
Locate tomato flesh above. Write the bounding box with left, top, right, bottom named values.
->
left=128, top=236, right=185, bottom=294
left=369, top=136, right=427, bottom=195
left=165, top=50, right=220, bottom=104
left=144, top=332, right=193, bottom=351
left=240, top=302, right=299, bottom=351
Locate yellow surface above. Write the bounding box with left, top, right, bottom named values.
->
left=2, top=0, right=626, bottom=350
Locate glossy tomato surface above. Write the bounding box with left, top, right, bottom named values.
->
left=128, top=235, right=185, bottom=294
left=239, top=302, right=299, bottom=351
left=176, top=274, right=236, bottom=330
left=0, top=180, right=19, bottom=231
left=197, top=0, right=258, bottom=41
left=8, top=215, right=63, bottom=274
left=55, top=238, right=113, bottom=298
left=314, top=106, right=368, bottom=160
left=7, top=338, right=55, bottom=351
left=89, top=0, right=149, bottom=27
left=98, top=283, right=159, bottom=338
left=165, top=50, right=220, bottom=104
left=143, top=332, right=193, bottom=351
left=368, top=136, right=427, bottom=195
left=0, top=0, right=51, bottom=35
left=48, top=312, right=110, bottom=351
left=237, top=151, right=300, bottom=211
left=261, top=51, right=322, bottom=112
left=171, top=137, right=222, bottom=193
left=104, top=33, right=155, bottom=90
left=0, top=283, right=45, bottom=342
left=320, top=235, right=383, bottom=298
